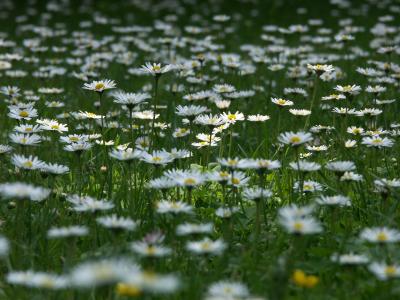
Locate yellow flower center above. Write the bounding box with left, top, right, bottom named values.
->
left=95, top=83, right=105, bottom=90
left=152, top=156, right=162, bottom=162
left=147, top=246, right=156, bottom=255
left=40, top=278, right=55, bottom=289
left=303, top=184, right=312, bottom=191
left=171, top=202, right=181, bottom=209
left=116, top=283, right=141, bottom=297
left=51, top=125, right=59, bottom=130
left=224, top=287, right=232, bottom=293
left=377, top=232, right=388, bottom=242
left=19, top=111, right=29, bottom=118
left=290, top=136, right=301, bottom=144
left=231, top=178, right=240, bottom=185
left=385, top=266, right=396, bottom=276
left=201, top=242, right=211, bottom=250
left=184, top=178, right=196, bottom=185
left=277, top=99, right=286, bottom=105
left=23, top=161, right=33, bottom=168
left=293, top=222, right=304, bottom=231
left=372, top=138, right=382, bottom=145
left=227, top=114, right=236, bottom=120
left=343, top=85, right=352, bottom=92
left=228, top=159, right=237, bottom=166
left=69, top=137, right=79, bottom=142
left=153, top=65, right=161, bottom=72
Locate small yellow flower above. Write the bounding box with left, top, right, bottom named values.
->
left=292, top=269, right=319, bottom=288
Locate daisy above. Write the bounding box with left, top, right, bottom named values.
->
left=194, top=114, right=225, bottom=127
left=97, top=214, right=137, bottom=231
left=6, top=271, right=68, bottom=289
left=207, top=170, right=232, bottom=183
left=130, top=241, right=171, bottom=257
left=331, top=253, right=369, bottom=265
left=0, top=86, right=20, bottom=97
left=369, top=262, right=400, bottom=280
left=37, top=119, right=68, bottom=133
left=0, top=182, right=50, bottom=201
left=60, top=134, right=89, bottom=144
left=306, top=145, right=328, bottom=152
left=215, top=207, right=240, bottom=218
left=140, top=150, right=174, bottom=165
left=206, top=281, right=249, bottom=299
left=186, top=238, right=226, bottom=255
left=0, top=145, right=13, bottom=154
left=365, top=85, right=386, bottom=94
left=11, top=154, right=45, bottom=170
left=82, top=79, right=116, bottom=93
left=316, top=195, right=351, bottom=206
left=173, top=128, right=191, bottom=138
left=374, top=178, right=400, bottom=193
left=213, top=84, right=236, bottom=94
left=345, top=140, right=357, bottom=148
left=325, top=161, right=356, bottom=173
left=8, top=106, right=38, bottom=120
left=123, top=270, right=180, bottom=294
left=47, top=226, right=89, bottom=238
left=245, top=159, right=281, bottom=171
left=176, top=223, right=213, bottom=236
left=176, top=105, right=208, bottom=119
left=228, top=171, right=250, bottom=187
left=361, top=136, right=394, bottom=148
left=113, top=91, right=150, bottom=107
left=271, top=97, right=294, bottom=107
left=334, top=84, right=361, bottom=96
left=242, top=187, right=272, bottom=201
left=72, top=198, right=114, bottom=213
left=156, top=200, right=193, bottom=214
left=307, top=64, right=335, bottom=75
left=321, top=93, right=346, bottom=101
left=278, top=131, right=313, bottom=146
left=41, top=163, right=69, bottom=175
left=140, top=62, right=173, bottom=76
left=289, top=160, right=321, bottom=172
left=192, top=133, right=221, bottom=148
left=279, top=216, right=322, bottom=235
left=340, top=171, right=363, bottom=182
left=360, top=227, right=400, bottom=243
left=347, top=126, right=364, bottom=135
left=220, top=111, right=245, bottom=124
left=294, top=180, right=323, bottom=193
left=289, top=109, right=311, bottom=116
left=69, top=259, right=140, bottom=288
left=164, top=169, right=206, bottom=188
left=9, top=133, right=41, bottom=146
left=109, top=148, right=141, bottom=161
left=13, top=124, right=42, bottom=134
left=64, top=142, right=92, bottom=152
left=247, top=114, right=270, bottom=122
left=215, top=100, right=231, bottom=110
